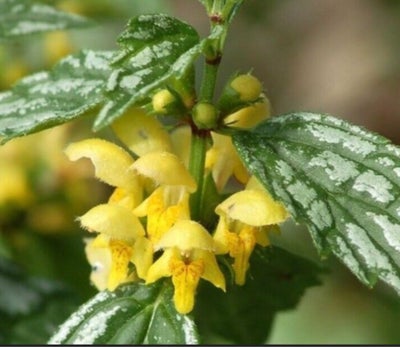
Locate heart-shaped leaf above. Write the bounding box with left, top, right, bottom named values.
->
left=233, top=112, right=400, bottom=294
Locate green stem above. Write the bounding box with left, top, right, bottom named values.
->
left=199, top=61, right=220, bottom=103
left=189, top=39, right=221, bottom=222
left=189, top=130, right=208, bottom=221
left=189, top=0, right=238, bottom=221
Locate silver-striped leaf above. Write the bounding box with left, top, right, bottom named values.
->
left=94, top=14, right=200, bottom=130
left=0, top=0, right=93, bottom=41
left=0, top=50, right=113, bottom=143
left=233, top=112, right=400, bottom=294
left=48, top=281, right=199, bottom=345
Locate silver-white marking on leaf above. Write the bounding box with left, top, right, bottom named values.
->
left=367, top=212, right=400, bottom=252
left=73, top=306, right=122, bottom=344
left=353, top=171, right=394, bottom=203
left=287, top=181, right=317, bottom=207
left=309, top=151, right=359, bottom=185
left=48, top=291, right=115, bottom=344
left=307, top=124, right=377, bottom=156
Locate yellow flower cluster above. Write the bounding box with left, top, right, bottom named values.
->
left=65, top=76, right=289, bottom=314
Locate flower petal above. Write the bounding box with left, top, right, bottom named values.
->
left=131, top=236, right=153, bottom=279
left=206, top=133, right=249, bottom=192
left=112, top=107, right=172, bottom=156
left=146, top=248, right=176, bottom=284
left=130, top=151, right=196, bottom=192
left=79, top=204, right=145, bottom=242
left=108, top=239, right=134, bottom=290
left=228, top=226, right=257, bottom=285
left=108, top=187, right=141, bottom=210
left=216, top=189, right=289, bottom=226
left=84, top=237, right=112, bottom=291
left=134, top=186, right=191, bottom=243
left=223, top=98, right=270, bottom=129
left=156, top=220, right=215, bottom=252
left=65, top=138, right=139, bottom=192
left=170, top=258, right=204, bottom=314
left=194, top=249, right=226, bottom=291
left=170, top=125, right=191, bottom=168
left=213, top=217, right=230, bottom=254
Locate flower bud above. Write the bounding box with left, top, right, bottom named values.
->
left=218, top=72, right=263, bottom=114
left=223, top=97, right=271, bottom=129
left=152, top=89, right=176, bottom=115
left=192, top=102, right=218, bottom=129
left=230, top=74, right=262, bottom=102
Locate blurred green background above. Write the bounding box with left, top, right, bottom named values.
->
left=1, top=0, right=400, bottom=344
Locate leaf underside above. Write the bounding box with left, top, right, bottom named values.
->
left=234, top=112, right=400, bottom=295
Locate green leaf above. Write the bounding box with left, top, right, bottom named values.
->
left=194, top=246, right=323, bottom=344
left=0, top=49, right=114, bottom=143
left=0, top=0, right=93, bottom=42
left=233, top=112, right=400, bottom=294
left=48, top=281, right=199, bottom=344
left=0, top=257, right=78, bottom=344
left=93, top=14, right=200, bottom=130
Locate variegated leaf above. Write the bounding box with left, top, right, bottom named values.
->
left=93, top=14, right=199, bottom=130
left=233, top=112, right=400, bottom=294
left=0, top=0, right=93, bottom=41
left=48, top=281, right=199, bottom=345
left=0, top=50, right=114, bottom=143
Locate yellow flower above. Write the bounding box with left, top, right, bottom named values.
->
left=206, top=95, right=271, bottom=192
left=146, top=220, right=225, bottom=314
left=84, top=236, right=112, bottom=291
left=229, top=73, right=263, bottom=102
left=169, top=125, right=192, bottom=168
left=213, top=180, right=289, bottom=285
left=205, top=132, right=249, bottom=192
left=65, top=138, right=153, bottom=286
left=79, top=204, right=152, bottom=289
left=223, top=97, right=271, bottom=129
left=65, top=138, right=143, bottom=210
left=85, top=235, right=137, bottom=291
left=132, top=151, right=197, bottom=244
left=111, top=107, right=173, bottom=157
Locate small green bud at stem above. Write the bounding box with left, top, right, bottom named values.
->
left=192, top=102, right=218, bottom=129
